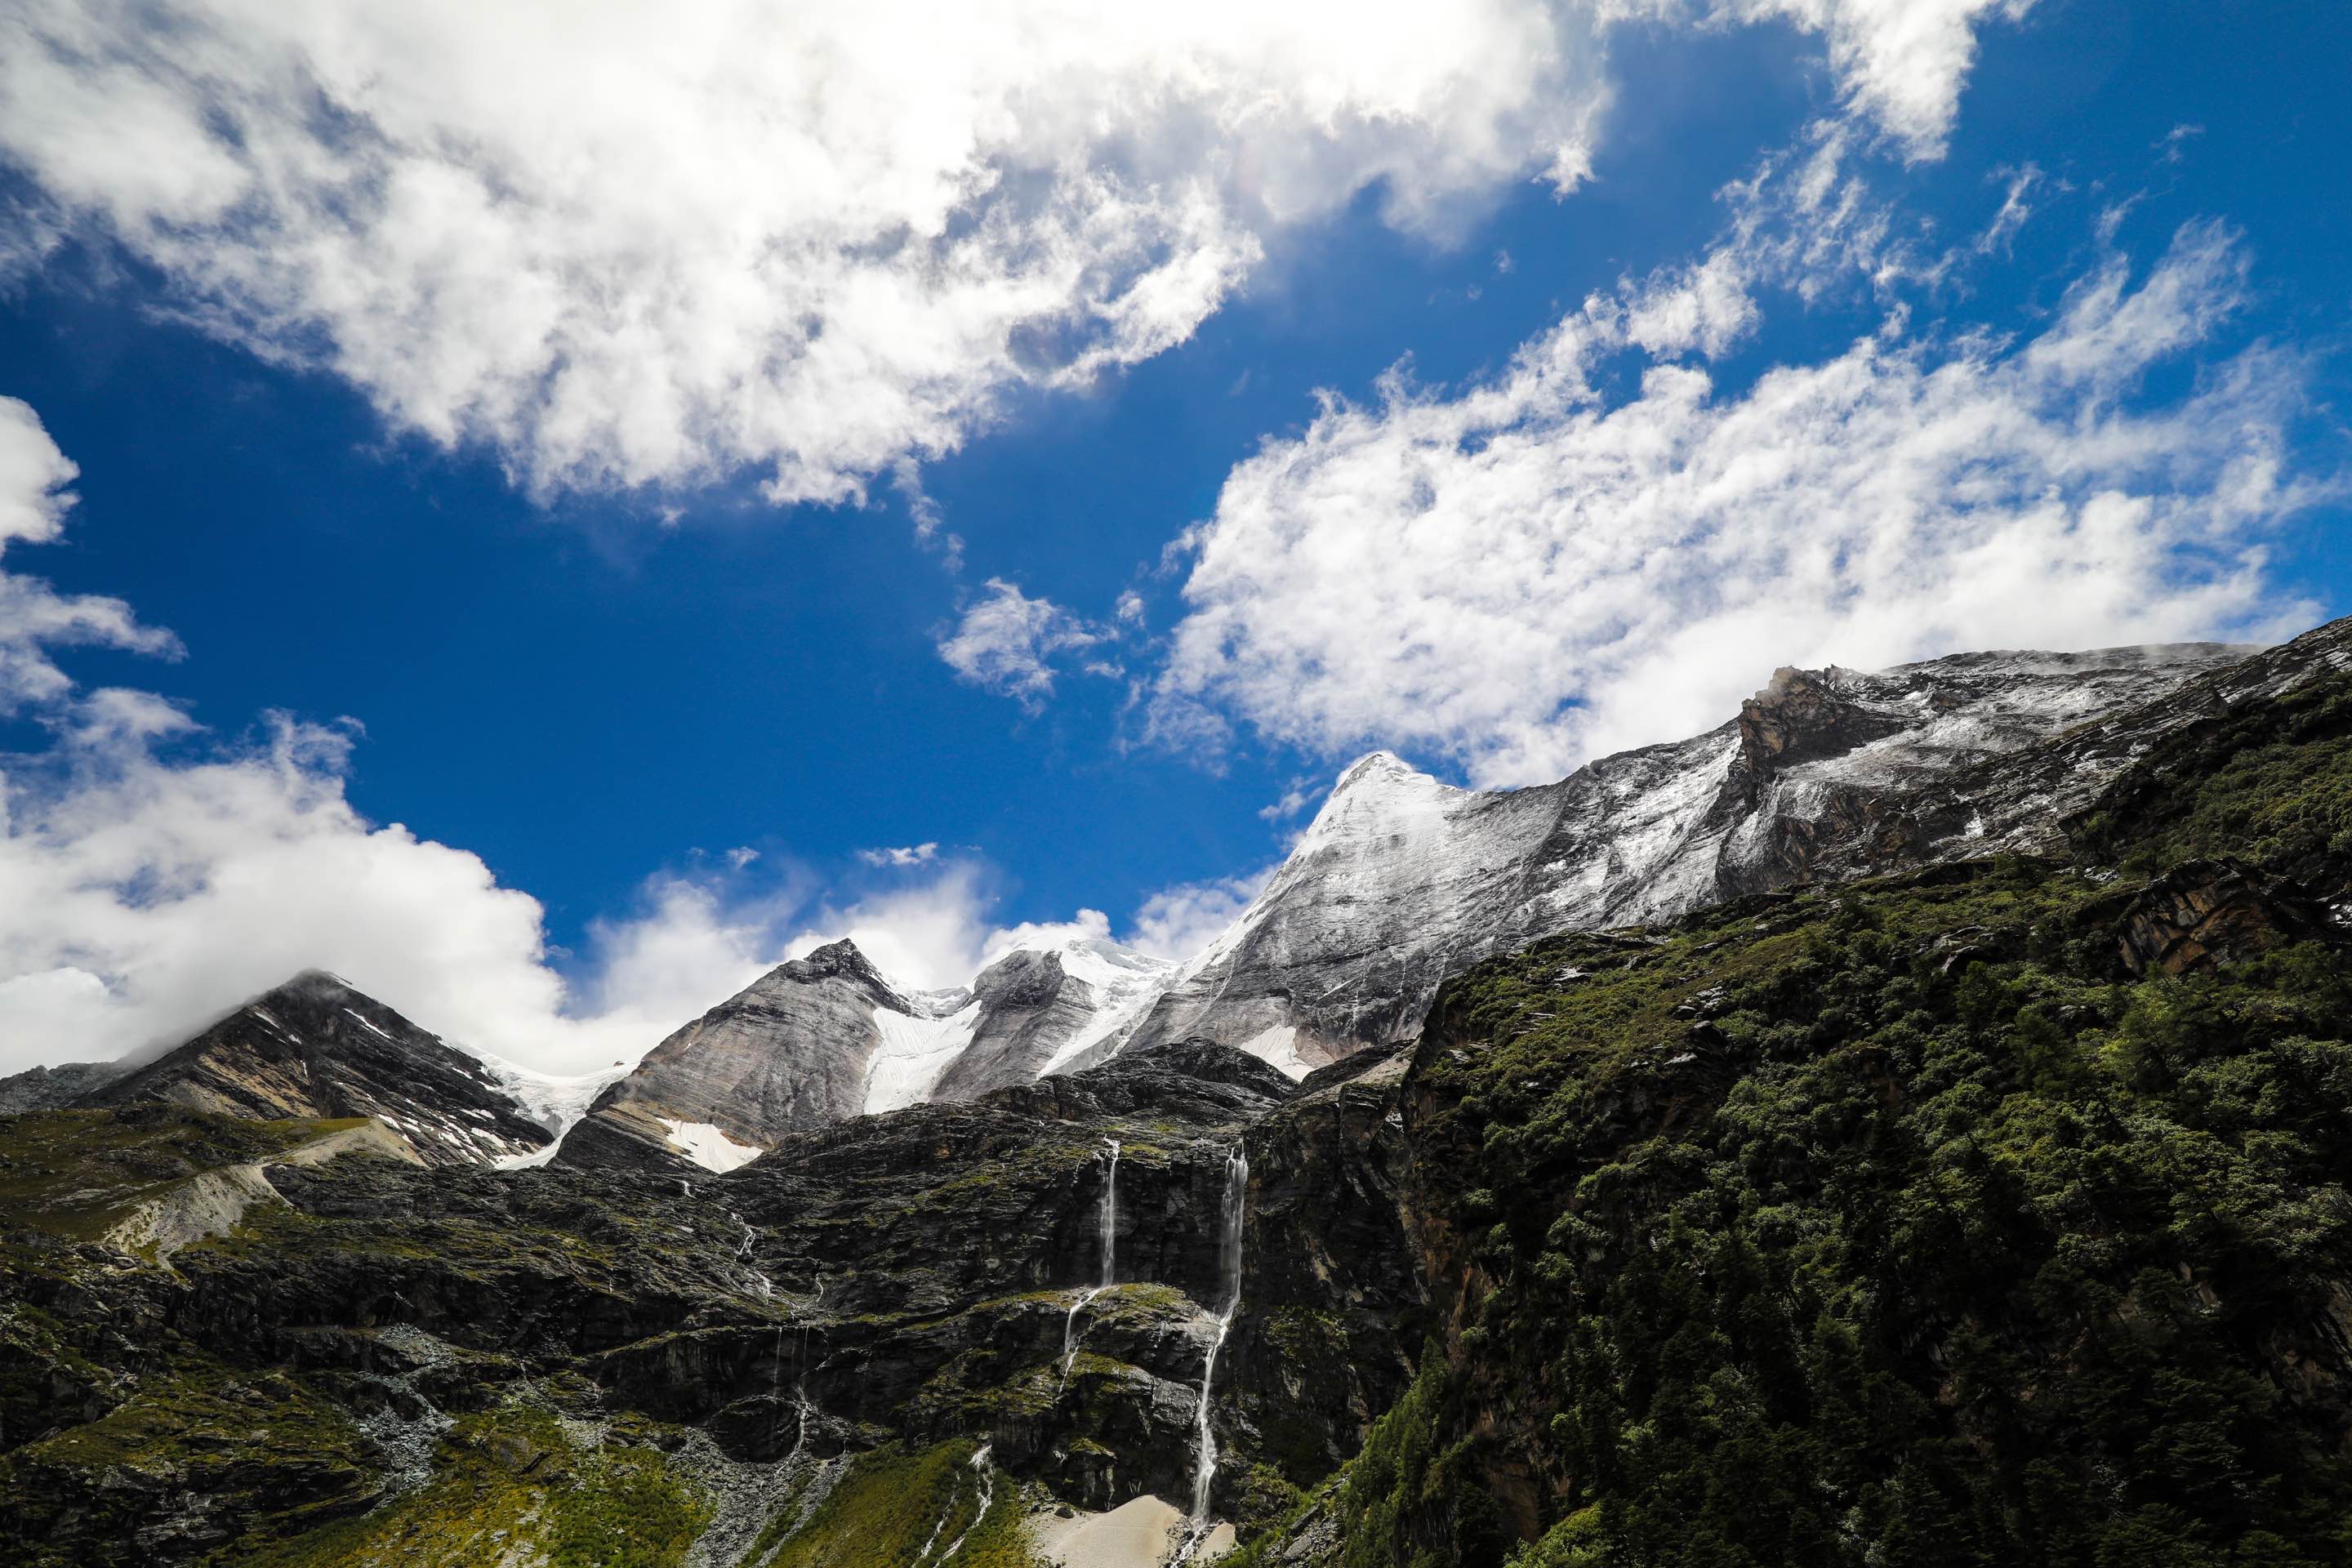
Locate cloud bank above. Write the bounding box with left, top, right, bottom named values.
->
left=2, top=0, right=2017, bottom=507
left=0, top=401, right=1233, bottom=1075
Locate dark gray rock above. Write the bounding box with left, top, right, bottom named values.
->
left=0, top=1061, right=125, bottom=1114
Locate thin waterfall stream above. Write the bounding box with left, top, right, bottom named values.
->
left=1183, top=1145, right=1250, bottom=1554
left=1057, top=1138, right=1120, bottom=1387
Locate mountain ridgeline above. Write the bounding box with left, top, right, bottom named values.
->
left=2, top=617, right=2350, bottom=1567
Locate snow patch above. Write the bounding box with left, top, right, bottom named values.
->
left=474, top=1054, right=635, bottom=1138
left=341, top=1007, right=395, bottom=1043
left=658, top=1119, right=766, bottom=1174
left=1038, top=938, right=1178, bottom=1076
left=864, top=1000, right=983, bottom=1114
left=1239, top=1025, right=1312, bottom=1080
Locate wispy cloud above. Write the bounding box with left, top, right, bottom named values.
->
left=857, top=842, right=940, bottom=868
left=1151, top=138, right=2328, bottom=785
left=936, top=579, right=1109, bottom=710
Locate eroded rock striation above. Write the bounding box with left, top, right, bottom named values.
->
left=563, top=934, right=1174, bottom=1169
left=84, top=970, right=550, bottom=1168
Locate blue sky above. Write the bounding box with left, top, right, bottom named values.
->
left=0, top=0, right=2345, bottom=1073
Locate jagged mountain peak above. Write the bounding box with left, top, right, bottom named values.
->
left=1324, top=748, right=1456, bottom=805
left=774, top=936, right=896, bottom=993
left=84, top=970, right=551, bottom=1168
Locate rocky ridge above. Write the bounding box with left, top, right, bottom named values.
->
left=562, top=935, right=1175, bottom=1171
left=1111, top=632, right=2345, bottom=1074
left=83, top=971, right=551, bottom=1169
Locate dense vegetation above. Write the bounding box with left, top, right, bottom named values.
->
left=1284, top=675, right=2352, bottom=1568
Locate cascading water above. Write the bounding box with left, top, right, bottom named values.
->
left=786, top=1322, right=816, bottom=1464
left=1185, top=1145, right=1250, bottom=1544
left=769, top=1320, right=786, bottom=1451
left=1057, top=1138, right=1120, bottom=1387
left=933, top=1443, right=996, bottom=1562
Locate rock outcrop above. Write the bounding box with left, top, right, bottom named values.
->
left=0, top=1060, right=125, bottom=1114
left=931, top=939, right=1174, bottom=1102
left=559, top=938, right=937, bottom=1167
left=84, top=971, right=550, bottom=1168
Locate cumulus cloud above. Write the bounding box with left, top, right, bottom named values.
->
left=858, top=842, right=942, bottom=869
left=0, top=401, right=1250, bottom=1075
left=0, top=1, right=2022, bottom=506
left=1152, top=151, right=2326, bottom=786
left=1129, top=867, right=1274, bottom=962
left=937, top=579, right=1108, bottom=708
left=0, top=403, right=786, bottom=1075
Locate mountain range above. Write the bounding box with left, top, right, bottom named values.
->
left=7, top=617, right=2352, bottom=1567
left=13, top=623, right=2348, bottom=1174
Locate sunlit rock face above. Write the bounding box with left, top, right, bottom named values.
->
left=559, top=934, right=1174, bottom=1169
left=931, top=940, right=1176, bottom=1103
left=558, top=938, right=922, bottom=1169
left=1115, top=637, right=2294, bottom=1074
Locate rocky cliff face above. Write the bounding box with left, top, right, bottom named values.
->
left=0, top=1036, right=1409, bottom=1562
left=0, top=1059, right=125, bottom=1113
left=1115, top=632, right=2350, bottom=1076
left=564, top=935, right=1173, bottom=1169
left=83, top=971, right=550, bottom=1169
left=931, top=939, right=1175, bottom=1102
left=559, top=938, right=931, bottom=1169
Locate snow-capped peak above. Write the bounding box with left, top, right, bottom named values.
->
left=1295, top=749, right=1463, bottom=858
left=1326, top=749, right=1447, bottom=799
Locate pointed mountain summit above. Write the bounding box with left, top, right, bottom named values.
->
left=85, top=970, right=553, bottom=1168
left=557, top=937, right=952, bottom=1170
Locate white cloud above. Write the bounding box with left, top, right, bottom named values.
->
left=1722, top=0, right=2033, bottom=158
left=1258, top=784, right=1315, bottom=823
left=0, top=0, right=1607, bottom=505
left=938, top=578, right=1107, bottom=708
left=0, top=403, right=787, bottom=1076
left=0, top=401, right=1231, bottom=1075
left=1129, top=867, right=1274, bottom=962
left=0, top=399, right=180, bottom=710
left=1973, top=163, right=2044, bottom=256
left=858, top=842, right=941, bottom=868
left=0, top=1, right=2022, bottom=506
left=1152, top=167, right=2326, bottom=786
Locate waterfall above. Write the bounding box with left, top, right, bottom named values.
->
left=733, top=1212, right=774, bottom=1301
left=1187, top=1145, right=1250, bottom=1535
left=934, top=1443, right=996, bottom=1562
left=769, top=1320, right=787, bottom=1450
left=786, top=1322, right=815, bottom=1464
left=1098, top=1139, right=1120, bottom=1289
left=1057, top=1138, right=1120, bottom=1387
